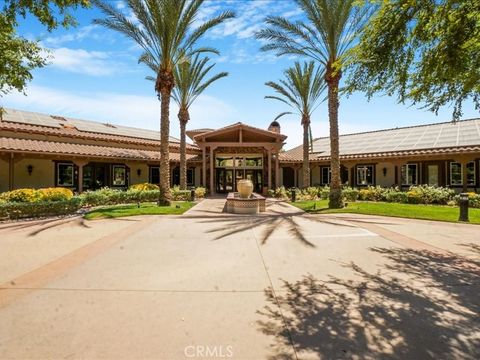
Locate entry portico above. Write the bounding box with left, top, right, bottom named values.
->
left=188, top=122, right=286, bottom=194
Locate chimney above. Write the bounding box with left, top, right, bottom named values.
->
left=268, top=120, right=281, bottom=134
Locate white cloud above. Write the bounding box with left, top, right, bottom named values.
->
left=2, top=85, right=237, bottom=140
left=45, top=47, right=127, bottom=76
left=116, top=1, right=126, bottom=10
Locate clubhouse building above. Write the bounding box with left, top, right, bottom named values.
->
left=1, top=108, right=479, bottom=194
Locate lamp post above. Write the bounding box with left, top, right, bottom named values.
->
left=458, top=193, right=469, bottom=222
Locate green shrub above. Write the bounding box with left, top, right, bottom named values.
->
left=194, top=187, right=206, bottom=198
left=407, top=185, right=455, bottom=205
left=0, top=198, right=82, bottom=220
left=358, top=186, right=385, bottom=201
left=454, top=193, right=480, bottom=208
left=318, top=186, right=330, bottom=200
left=342, top=187, right=359, bottom=202
left=79, top=188, right=159, bottom=206
left=171, top=186, right=191, bottom=201
left=303, top=187, right=320, bottom=200
left=383, top=188, right=408, bottom=203
left=270, top=186, right=290, bottom=199
left=129, top=183, right=159, bottom=191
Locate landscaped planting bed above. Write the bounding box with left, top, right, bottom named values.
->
left=269, top=185, right=480, bottom=208
left=0, top=184, right=206, bottom=221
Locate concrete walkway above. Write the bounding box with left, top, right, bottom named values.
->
left=0, top=200, right=479, bottom=359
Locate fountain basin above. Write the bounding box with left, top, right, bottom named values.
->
left=226, top=192, right=266, bottom=214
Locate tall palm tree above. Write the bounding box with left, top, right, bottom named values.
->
left=146, top=54, right=228, bottom=189
left=265, top=61, right=325, bottom=188
left=93, top=0, right=234, bottom=205
left=257, top=0, right=373, bottom=208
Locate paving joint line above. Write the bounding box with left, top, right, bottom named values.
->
left=250, top=220, right=299, bottom=360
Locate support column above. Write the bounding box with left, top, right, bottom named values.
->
left=202, top=146, right=206, bottom=187
left=267, top=149, right=272, bottom=190
left=294, top=167, right=298, bottom=188
left=462, top=160, right=468, bottom=192
left=209, top=146, right=214, bottom=194
left=8, top=153, right=14, bottom=191
left=275, top=153, right=280, bottom=188
left=74, top=160, right=88, bottom=193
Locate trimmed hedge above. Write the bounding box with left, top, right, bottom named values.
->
left=0, top=187, right=73, bottom=203
left=0, top=198, right=82, bottom=220
left=269, top=185, right=480, bottom=208
left=79, top=188, right=159, bottom=207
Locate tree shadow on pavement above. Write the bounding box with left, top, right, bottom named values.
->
left=257, top=246, right=480, bottom=360
left=183, top=209, right=367, bottom=247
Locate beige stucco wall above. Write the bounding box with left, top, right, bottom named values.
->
left=376, top=162, right=396, bottom=187
left=13, top=159, right=54, bottom=189
left=0, top=159, right=9, bottom=193
left=126, top=162, right=150, bottom=185
left=311, top=165, right=321, bottom=186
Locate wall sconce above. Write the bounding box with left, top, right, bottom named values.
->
left=137, top=169, right=142, bottom=176
left=382, top=167, right=387, bottom=177
left=27, top=164, right=34, bottom=176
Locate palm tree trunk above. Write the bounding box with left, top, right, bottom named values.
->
left=178, top=108, right=189, bottom=190
left=302, top=116, right=311, bottom=188
left=326, top=63, right=343, bottom=209
left=157, top=70, right=174, bottom=206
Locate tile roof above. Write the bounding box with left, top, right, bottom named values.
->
left=0, top=137, right=201, bottom=162
left=0, top=108, right=198, bottom=151
left=193, top=122, right=287, bottom=140
left=280, top=118, right=480, bottom=162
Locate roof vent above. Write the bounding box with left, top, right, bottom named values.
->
left=51, top=115, right=67, bottom=121
left=104, top=123, right=116, bottom=128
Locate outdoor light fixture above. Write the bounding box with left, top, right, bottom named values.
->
left=27, top=164, right=33, bottom=176
left=382, top=167, right=387, bottom=176
left=137, top=169, right=142, bottom=176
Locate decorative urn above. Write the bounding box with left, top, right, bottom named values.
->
left=237, top=179, right=254, bottom=198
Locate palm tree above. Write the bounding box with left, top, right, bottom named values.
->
left=146, top=54, right=228, bottom=189
left=257, top=0, right=373, bottom=208
left=265, top=61, right=325, bottom=188
left=93, top=0, right=234, bottom=205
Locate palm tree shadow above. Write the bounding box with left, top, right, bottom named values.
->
left=257, top=247, right=480, bottom=359
left=183, top=208, right=369, bottom=247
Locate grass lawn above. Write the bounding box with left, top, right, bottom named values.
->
left=292, top=200, right=480, bottom=224
left=84, top=202, right=195, bottom=220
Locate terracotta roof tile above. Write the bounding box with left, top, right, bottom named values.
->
left=0, top=138, right=201, bottom=162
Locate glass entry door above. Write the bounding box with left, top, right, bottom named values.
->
left=216, top=169, right=233, bottom=193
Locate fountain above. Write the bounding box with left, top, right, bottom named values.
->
left=226, top=179, right=266, bottom=214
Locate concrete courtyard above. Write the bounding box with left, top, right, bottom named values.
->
left=0, top=199, right=479, bottom=359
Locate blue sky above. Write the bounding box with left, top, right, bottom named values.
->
left=3, top=0, right=479, bottom=148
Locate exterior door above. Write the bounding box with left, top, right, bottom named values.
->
left=245, top=169, right=262, bottom=193
left=427, top=164, right=439, bottom=186
left=216, top=169, right=233, bottom=193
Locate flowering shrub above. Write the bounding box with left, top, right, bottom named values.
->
left=171, top=186, right=191, bottom=201
left=358, top=186, right=385, bottom=202
left=78, top=187, right=159, bottom=206
left=342, top=187, right=359, bottom=202
left=194, top=187, right=206, bottom=198
left=129, top=183, right=159, bottom=191
left=0, top=188, right=73, bottom=203
left=0, top=198, right=82, bottom=220
left=268, top=186, right=291, bottom=199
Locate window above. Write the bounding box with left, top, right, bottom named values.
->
left=467, top=162, right=476, bottom=186
left=149, top=166, right=160, bottom=184
left=216, top=157, right=233, bottom=167
left=401, top=164, right=418, bottom=185
left=450, top=162, right=462, bottom=185
left=112, top=165, right=126, bottom=186
left=320, top=166, right=331, bottom=185
left=244, top=156, right=262, bottom=167
left=356, top=165, right=374, bottom=186
left=57, top=163, right=74, bottom=187
left=187, top=168, right=195, bottom=186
